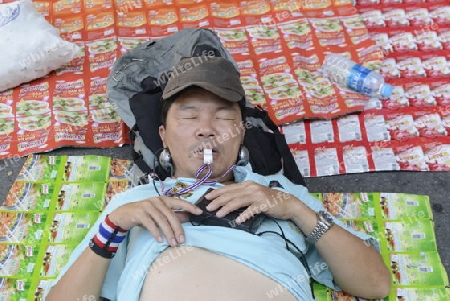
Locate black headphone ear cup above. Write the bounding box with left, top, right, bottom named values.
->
left=159, top=148, right=173, bottom=176
left=236, top=145, right=249, bottom=166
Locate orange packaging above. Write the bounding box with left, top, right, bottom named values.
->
left=143, top=0, right=174, bottom=8
left=355, top=43, right=384, bottom=69
left=278, top=18, right=314, bottom=51
left=301, top=0, right=332, bottom=10
left=89, top=53, right=117, bottom=74
left=296, top=69, right=340, bottom=111
left=52, top=79, right=88, bottom=144
left=87, top=75, right=125, bottom=146
left=86, top=39, right=118, bottom=74
left=341, top=15, right=370, bottom=45
left=333, top=0, right=354, bottom=6
left=271, top=0, right=302, bottom=19
left=209, top=2, right=243, bottom=28
left=87, top=76, right=129, bottom=147
left=115, top=0, right=144, bottom=9
left=89, top=120, right=128, bottom=147
left=310, top=17, right=347, bottom=48
left=214, top=27, right=250, bottom=55
left=118, top=37, right=151, bottom=54
left=240, top=0, right=273, bottom=26
left=86, top=39, right=118, bottom=57
left=257, top=55, right=306, bottom=123
left=117, top=10, right=148, bottom=37
left=55, top=44, right=86, bottom=76
left=178, top=4, right=211, bottom=29
left=175, top=0, right=206, bottom=4
left=247, top=25, right=283, bottom=55
left=16, top=80, right=54, bottom=154
left=235, top=55, right=267, bottom=107
left=84, top=0, right=113, bottom=13
left=0, top=90, right=16, bottom=154
left=85, top=11, right=115, bottom=41
left=147, top=6, right=179, bottom=37
left=33, top=1, right=51, bottom=17
left=88, top=77, right=108, bottom=112
left=53, top=15, right=84, bottom=41
left=53, top=0, right=82, bottom=15
left=291, top=50, right=322, bottom=72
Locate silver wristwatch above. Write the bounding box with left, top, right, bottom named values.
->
left=306, top=210, right=335, bottom=244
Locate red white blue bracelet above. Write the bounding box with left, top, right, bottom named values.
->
left=89, top=214, right=128, bottom=259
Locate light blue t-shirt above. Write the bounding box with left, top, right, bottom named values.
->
left=47, top=165, right=379, bottom=300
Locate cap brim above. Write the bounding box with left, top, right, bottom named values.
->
left=163, top=81, right=243, bottom=103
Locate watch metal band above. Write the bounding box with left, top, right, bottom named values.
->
left=306, top=210, right=334, bottom=244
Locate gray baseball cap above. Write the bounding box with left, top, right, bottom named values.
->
left=162, top=56, right=245, bottom=102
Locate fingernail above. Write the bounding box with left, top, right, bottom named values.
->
left=235, top=217, right=243, bottom=224
left=157, top=236, right=163, bottom=243
left=171, top=238, right=177, bottom=246
left=179, top=235, right=185, bottom=243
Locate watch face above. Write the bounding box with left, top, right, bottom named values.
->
left=321, top=211, right=335, bottom=226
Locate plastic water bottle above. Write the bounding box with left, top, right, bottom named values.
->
left=321, top=54, right=393, bottom=99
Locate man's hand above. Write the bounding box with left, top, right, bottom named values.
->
left=203, top=181, right=299, bottom=223
left=108, top=196, right=203, bottom=247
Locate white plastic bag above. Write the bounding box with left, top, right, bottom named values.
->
left=0, top=0, right=79, bottom=92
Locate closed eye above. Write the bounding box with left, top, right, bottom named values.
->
left=216, top=117, right=235, bottom=120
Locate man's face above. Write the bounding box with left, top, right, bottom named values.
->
left=159, top=87, right=245, bottom=180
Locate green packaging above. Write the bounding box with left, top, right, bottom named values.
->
left=62, top=156, right=110, bottom=182
left=16, top=156, right=63, bottom=182
left=0, top=182, right=56, bottom=212
left=48, top=212, right=100, bottom=244
left=0, top=212, right=48, bottom=244
left=378, top=193, right=432, bottom=220
left=389, top=252, right=449, bottom=287
left=0, top=244, right=41, bottom=277
left=383, top=220, right=437, bottom=253
left=0, top=277, right=36, bottom=300
left=391, top=287, right=450, bottom=301
left=39, top=244, right=78, bottom=278
left=55, top=183, right=106, bottom=211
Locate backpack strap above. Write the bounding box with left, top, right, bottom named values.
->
left=245, top=107, right=307, bottom=187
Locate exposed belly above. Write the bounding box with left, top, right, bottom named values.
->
left=139, top=246, right=297, bottom=301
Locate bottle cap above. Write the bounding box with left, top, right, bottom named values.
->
left=380, top=84, right=393, bottom=98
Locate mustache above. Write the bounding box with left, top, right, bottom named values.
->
left=188, top=141, right=223, bottom=158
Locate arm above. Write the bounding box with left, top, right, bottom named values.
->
left=289, top=199, right=391, bottom=299
left=205, top=181, right=391, bottom=299
left=46, top=195, right=202, bottom=301
left=46, top=248, right=111, bottom=301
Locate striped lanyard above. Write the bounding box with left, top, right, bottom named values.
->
left=162, top=164, right=236, bottom=196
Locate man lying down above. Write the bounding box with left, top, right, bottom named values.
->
left=46, top=57, right=391, bottom=301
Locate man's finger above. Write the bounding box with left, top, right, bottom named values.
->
left=163, top=196, right=203, bottom=215
left=153, top=200, right=186, bottom=244
left=175, top=212, right=190, bottom=223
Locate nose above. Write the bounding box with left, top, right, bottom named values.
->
left=195, top=115, right=217, bottom=138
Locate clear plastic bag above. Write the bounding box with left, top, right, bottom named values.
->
left=0, top=0, right=79, bottom=92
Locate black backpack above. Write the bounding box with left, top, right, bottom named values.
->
left=106, top=28, right=306, bottom=187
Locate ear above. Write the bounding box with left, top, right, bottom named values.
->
left=159, top=125, right=167, bottom=147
